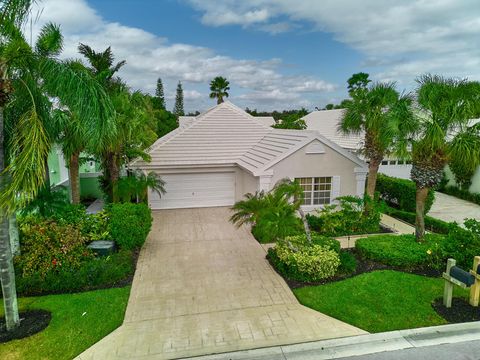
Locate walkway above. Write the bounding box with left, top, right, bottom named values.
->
left=77, top=207, right=365, bottom=360
left=429, top=191, right=480, bottom=225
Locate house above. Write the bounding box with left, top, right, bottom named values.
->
left=130, top=102, right=368, bottom=210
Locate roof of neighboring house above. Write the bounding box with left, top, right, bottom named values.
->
left=254, top=116, right=275, bottom=127
left=130, top=102, right=366, bottom=175
left=302, top=109, right=363, bottom=150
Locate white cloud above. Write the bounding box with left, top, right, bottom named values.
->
left=28, top=0, right=335, bottom=111
left=186, top=0, right=480, bottom=84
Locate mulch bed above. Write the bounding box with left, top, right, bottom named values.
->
left=432, top=298, right=480, bottom=323
left=269, top=249, right=441, bottom=289
left=0, top=310, right=51, bottom=343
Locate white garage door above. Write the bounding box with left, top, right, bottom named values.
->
left=149, top=172, right=236, bottom=209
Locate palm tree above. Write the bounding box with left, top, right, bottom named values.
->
left=339, top=79, right=415, bottom=199
left=209, top=76, right=230, bottom=104
left=0, top=0, right=115, bottom=330
left=117, top=171, right=166, bottom=203
left=411, top=75, right=480, bottom=241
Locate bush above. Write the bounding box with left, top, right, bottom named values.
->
left=439, top=185, right=480, bottom=206
left=384, top=207, right=455, bottom=234
left=377, top=174, right=435, bottom=213
left=108, top=203, right=152, bottom=249
left=252, top=216, right=303, bottom=243
left=355, top=234, right=445, bottom=269
left=306, top=196, right=382, bottom=237
left=338, top=251, right=357, bottom=274
left=269, top=243, right=340, bottom=282
left=17, top=220, right=93, bottom=278
left=16, top=250, right=134, bottom=296
left=442, top=220, right=480, bottom=269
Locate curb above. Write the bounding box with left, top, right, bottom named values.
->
left=187, top=322, right=480, bottom=359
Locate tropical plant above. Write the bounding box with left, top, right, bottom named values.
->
left=209, top=76, right=230, bottom=104
left=154, top=77, right=165, bottom=110
left=173, top=81, right=184, bottom=116
left=339, top=74, right=416, bottom=199
left=272, top=108, right=308, bottom=129
left=0, top=0, right=114, bottom=330
left=117, top=171, right=166, bottom=203
left=410, top=74, right=480, bottom=241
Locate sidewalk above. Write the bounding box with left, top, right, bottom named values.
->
left=188, top=321, right=480, bottom=360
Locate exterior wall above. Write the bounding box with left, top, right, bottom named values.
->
left=80, top=175, right=103, bottom=199
left=234, top=167, right=259, bottom=201
left=444, top=165, right=480, bottom=194
left=268, top=140, right=366, bottom=211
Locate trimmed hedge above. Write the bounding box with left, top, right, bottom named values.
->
left=439, top=185, right=480, bottom=206
left=285, top=233, right=341, bottom=253
left=377, top=174, right=435, bottom=213
left=384, top=207, right=453, bottom=234
left=108, top=203, right=152, bottom=250
left=16, top=250, right=135, bottom=296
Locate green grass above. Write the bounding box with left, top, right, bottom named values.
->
left=0, top=286, right=131, bottom=360
left=294, top=270, right=468, bottom=333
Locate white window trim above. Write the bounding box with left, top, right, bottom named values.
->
left=296, top=176, right=334, bottom=207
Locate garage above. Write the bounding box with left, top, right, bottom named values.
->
left=148, top=172, right=236, bottom=210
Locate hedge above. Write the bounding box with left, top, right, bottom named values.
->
left=439, top=185, right=480, bottom=206
left=384, top=207, right=454, bottom=234
left=376, top=174, right=435, bottom=213
left=108, top=203, right=153, bottom=250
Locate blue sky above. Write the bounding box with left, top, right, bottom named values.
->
left=32, top=0, right=480, bottom=112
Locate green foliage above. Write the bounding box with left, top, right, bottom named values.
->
left=272, top=108, right=308, bottom=129
left=384, top=206, right=453, bottom=234
left=155, top=108, right=178, bottom=137
left=173, top=81, right=184, bottom=116
left=209, top=76, right=230, bottom=104
left=20, top=186, right=70, bottom=217
left=347, top=72, right=371, bottom=97
left=269, top=243, right=340, bottom=282
left=284, top=233, right=341, bottom=253
left=439, top=185, right=480, bottom=206
left=17, top=219, right=93, bottom=278
left=377, top=174, right=435, bottom=213
left=355, top=234, right=444, bottom=268
left=108, top=203, right=152, bottom=250
left=117, top=171, right=166, bottom=204
left=154, top=77, right=165, bottom=110
left=338, top=251, right=357, bottom=274
left=15, top=250, right=134, bottom=296
left=306, top=196, right=382, bottom=236
left=442, top=220, right=480, bottom=269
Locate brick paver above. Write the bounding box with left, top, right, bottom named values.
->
left=77, top=207, right=366, bottom=360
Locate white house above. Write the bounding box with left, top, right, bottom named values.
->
left=130, top=102, right=368, bottom=210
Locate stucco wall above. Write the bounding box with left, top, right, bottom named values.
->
left=269, top=140, right=363, bottom=198
left=445, top=165, right=480, bottom=194
left=235, top=167, right=259, bottom=201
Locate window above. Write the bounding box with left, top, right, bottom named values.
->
left=397, top=160, right=405, bottom=165
left=296, top=177, right=332, bottom=205
left=381, top=160, right=388, bottom=165
left=389, top=160, right=396, bottom=165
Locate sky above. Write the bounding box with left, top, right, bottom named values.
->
left=28, top=0, right=480, bottom=112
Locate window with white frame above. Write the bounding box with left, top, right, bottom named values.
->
left=296, top=177, right=332, bottom=205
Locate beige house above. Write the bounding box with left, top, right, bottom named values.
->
left=130, top=102, right=367, bottom=210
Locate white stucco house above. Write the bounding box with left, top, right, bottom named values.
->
left=130, top=102, right=368, bottom=210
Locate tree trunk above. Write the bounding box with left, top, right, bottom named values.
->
left=109, top=153, right=120, bottom=203
left=69, top=151, right=80, bottom=204
left=0, top=105, right=20, bottom=330
left=297, top=207, right=311, bottom=243
left=415, top=186, right=429, bottom=242
left=9, top=214, right=19, bottom=256
left=217, top=96, right=222, bottom=105
left=366, top=157, right=381, bottom=199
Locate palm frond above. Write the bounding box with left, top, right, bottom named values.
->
left=35, top=22, right=63, bottom=57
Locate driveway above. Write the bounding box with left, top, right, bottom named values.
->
left=429, top=192, right=480, bottom=225
left=78, top=207, right=365, bottom=360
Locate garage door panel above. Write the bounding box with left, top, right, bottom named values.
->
left=149, top=172, right=235, bottom=209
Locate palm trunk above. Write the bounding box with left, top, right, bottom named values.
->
left=297, top=207, right=311, bottom=243
left=366, top=157, right=381, bottom=199
left=415, top=186, right=429, bottom=242
left=9, top=214, right=19, bottom=256
left=0, top=104, right=20, bottom=330
left=69, top=151, right=80, bottom=204
left=109, top=154, right=120, bottom=203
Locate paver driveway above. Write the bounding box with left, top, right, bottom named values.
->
left=78, top=207, right=365, bottom=360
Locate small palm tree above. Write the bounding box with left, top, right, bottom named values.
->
left=411, top=74, right=480, bottom=241
left=209, top=76, right=230, bottom=104
left=117, top=171, right=166, bottom=203
left=339, top=78, right=415, bottom=199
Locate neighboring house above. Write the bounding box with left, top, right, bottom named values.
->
left=130, top=102, right=368, bottom=210
left=47, top=145, right=104, bottom=199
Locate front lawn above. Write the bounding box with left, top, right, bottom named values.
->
left=0, top=286, right=130, bottom=360
left=294, top=270, right=468, bottom=333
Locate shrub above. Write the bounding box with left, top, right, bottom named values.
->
left=284, top=233, right=341, bottom=253
left=17, top=220, right=93, bottom=278
left=384, top=207, right=454, bottom=234
left=355, top=234, right=445, bottom=269
left=442, top=220, right=480, bottom=269
left=306, top=196, right=382, bottom=237
left=338, top=250, right=357, bottom=274
left=16, top=250, right=134, bottom=296
left=377, top=174, right=435, bottom=213
left=269, top=243, right=340, bottom=282
left=108, top=203, right=152, bottom=249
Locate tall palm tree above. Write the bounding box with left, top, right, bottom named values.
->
left=411, top=75, right=480, bottom=241
left=0, top=0, right=115, bottom=330
left=209, top=76, right=230, bottom=104
left=339, top=80, right=415, bottom=199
